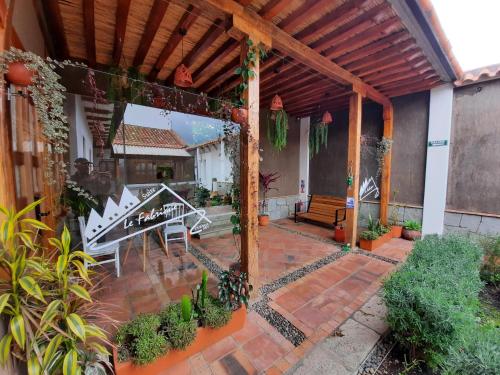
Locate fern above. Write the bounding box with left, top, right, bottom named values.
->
left=267, top=109, right=288, bottom=151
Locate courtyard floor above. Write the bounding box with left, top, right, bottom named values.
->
left=94, top=218, right=413, bottom=374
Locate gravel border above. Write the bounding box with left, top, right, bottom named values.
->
left=356, top=333, right=396, bottom=375
left=354, top=249, right=400, bottom=265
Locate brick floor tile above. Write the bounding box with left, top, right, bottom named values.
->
left=232, top=318, right=264, bottom=345
left=203, top=336, right=238, bottom=363
left=211, top=349, right=257, bottom=375
left=158, top=359, right=190, bottom=375
left=242, top=334, right=288, bottom=372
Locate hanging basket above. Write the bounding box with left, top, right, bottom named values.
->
left=6, top=62, right=34, bottom=86
left=322, top=111, right=332, bottom=124
left=231, top=107, right=248, bottom=124
left=270, top=94, right=283, bottom=111
left=174, top=64, right=193, bottom=87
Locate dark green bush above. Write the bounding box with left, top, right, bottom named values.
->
left=478, top=235, right=500, bottom=286
left=383, top=235, right=483, bottom=367
left=115, top=313, right=169, bottom=365
left=204, top=295, right=232, bottom=329
left=159, top=303, right=197, bottom=350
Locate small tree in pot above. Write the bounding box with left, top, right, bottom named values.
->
left=258, top=172, right=279, bottom=226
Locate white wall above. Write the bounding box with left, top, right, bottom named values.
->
left=66, top=95, right=94, bottom=174
left=422, top=84, right=454, bottom=235
left=196, top=141, right=232, bottom=191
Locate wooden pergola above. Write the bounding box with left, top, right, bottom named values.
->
left=32, top=0, right=460, bottom=284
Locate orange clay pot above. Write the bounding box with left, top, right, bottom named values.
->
left=6, top=62, right=34, bottom=86
left=390, top=225, right=403, bottom=238
left=359, top=232, right=392, bottom=251
left=258, top=215, right=270, bottom=226
left=231, top=107, right=248, bottom=124
left=113, top=306, right=246, bottom=375
left=334, top=226, right=345, bottom=243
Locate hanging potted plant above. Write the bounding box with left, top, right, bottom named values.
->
left=5, top=60, right=34, bottom=86
left=267, top=94, right=288, bottom=151
left=258, top=171, right=280, bottom=226
left=376, top=136, right=393, bottom=178
left=309, top=111, right=332, bottom=158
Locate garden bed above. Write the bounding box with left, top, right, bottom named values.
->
left=113, top=306, right=246, bottom=375
left=359, top=232, right=392, bottom=251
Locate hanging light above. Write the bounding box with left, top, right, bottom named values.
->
left=174, top=28, right=193, bottom=88
left=322, top=110, right=333, bottom=124
left=270, top=94, right=283, bottom=111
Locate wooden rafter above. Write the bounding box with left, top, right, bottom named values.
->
left=133, top=0, right=170, bottom=67
left=198, top=56, right=239, bottom=93
left=278, top=0, right=332, bottom=33
left=148, top=5, right=200, bottom=81
left=258, top=0, right=289, bottom=21
left=166, top=18, right=225, bottom=83
left=357, top=50, right=422, bottom=77
left=41, top=0, right=69, bottom=60
left=192, top=39, right=239, bottom=82
left=345, top=40, right=416, bottom=71
left=82, top=0, right=96, bottom=66
left=112, top=0, right=132, bottom=65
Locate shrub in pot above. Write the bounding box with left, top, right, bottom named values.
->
left=402, top=220, right=422, bottom=241
left=259, top=171, right=279, bottom=226
left=359, top=214, right=391, bottom=251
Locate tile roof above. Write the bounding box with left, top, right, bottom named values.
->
left=113, top=123, right=186, bottom=149
left=455, top=63, right=500, bottom=86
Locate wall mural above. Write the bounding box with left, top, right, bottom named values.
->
left=359, top=176, right=380, bottom=201
left=84, top=184, right=211, bottom=250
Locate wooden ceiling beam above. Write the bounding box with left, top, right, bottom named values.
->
left=383, top=79, right=441, bottom=98
left=166, top=18, right=225, bottom=83
left=260, top=64, right=309, bottom=91
left=192, top=39, right=239, bottom=82
left=202, top=0, right=390, bottom=105
left=259, top=0, right=289, bottom=21
left=82, top=0, right=96, bottom=66
left=379, top=75, right=438, bottom=91
left=372, top=70, right=428, bottom=87
left=279, top=90, right=347, bottom=110
left=148, top=5, right=200, bottom=81
left=238, top=0, right=254, bottom=6
left=363, top=58, right=429, bottom=82
left=357, top=50, right=422, bottom=77
left=335, top=31, right=408, bottom=66
left=199, top=56, right=239, bottom=93
left=133, top=0, right=170, bottom=67
left=278, top=0, right=333, bottom=33
left=112, top=0, right=132, bottom=66
left=293, top=0, right=368, bottom=42
left=324, top=18, right=401, bottom=59
left=289, top=97, right=349, bottom=117
left=345, top=39, right=416, bottom=71
left=261, top=77, right=334, bottom=102
left=40, top=0, right=69, bottom=60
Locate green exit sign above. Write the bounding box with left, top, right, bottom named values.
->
left=428, top=140, right=448, bottom=147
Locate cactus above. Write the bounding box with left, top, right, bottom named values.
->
left=200, top=269, right=208, bottom=308
left=180, top=295, right=192, bottom=322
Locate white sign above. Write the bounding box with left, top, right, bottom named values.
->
left=359, top=177, right=380, bottom=201
left=346, top=197, right=355, bottom=209
left=85, top=184, right=211, bottom=251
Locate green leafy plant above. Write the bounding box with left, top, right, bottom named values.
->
left=159, top=299, right=196, bottom=350
left=361, top=213, right=390, bottom=240
left=478, top=235, right=500, bottom=286
left=194, top=186, right=210, bottom=208
left=61, top=181, right=99, bottom=217
left=0, top=200, right=111, bottom=375
left=376, top=136, right=393, bottom=178
left=192, top=270, right=209, bottom=325
left=403, top=220, right=422, bottom=231
left=204, top=295, right=232, bottom=329
left=309, top=121, right=328, bottom=158
left=383, top=235, right=484, bottom=368
left=218, top=270, right=252, bottom=310
left=359, top=230, right=380, bottom=240
left=259, top=172, right=280, bottom=215
left=115, top=314, right=168, bottom=365
left=267, top=109, right=288, bottom=151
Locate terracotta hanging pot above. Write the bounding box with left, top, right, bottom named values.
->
left=6, top=62, right=34, bottom=86
left=322, top=110, right=332, bottom=124
left=270, top=94, right=283, bottom=111
left=231, top=107, right=248, bottom=124
left=174, top=64, right=193, bottom=87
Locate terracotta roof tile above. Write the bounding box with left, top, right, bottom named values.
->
left=455, top=63, right=500, bottom=86
left=113, top=123, right=186, bottom=149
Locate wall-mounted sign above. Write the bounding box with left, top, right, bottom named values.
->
left=428, top=140, right=448, bottom=147
left=359, top=176, right=380, bottom=201
left=85, top=184, right=211, bottom=251
left=346, top=197, right=355, bottom=209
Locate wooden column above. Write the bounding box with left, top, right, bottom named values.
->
left=239, top=38, right=259, bottom=285
left=380, top=103, right=394, bottom=224
left=345, top=92, right=362, bottom=248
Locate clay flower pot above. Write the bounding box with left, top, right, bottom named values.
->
left=334, top=226, right=346, bottom=243
left=231, top=107, right=248, bottom=124
left=322, top=110, right=332, bottom=124
left=6, top=62, right=34, bottom=86
left=270, top=94, right=283, bottom=111
left=174, top=64, right=193, bottom=87
left=258, top=214, right=269, bottom=226
left=390, top=225, right=403, bottom=238
left=402, top=228, right=421, bottom=241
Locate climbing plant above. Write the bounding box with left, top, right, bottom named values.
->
left=376, top=136, right=393, bottom=178
left=267, top=109, right=288, bottom=151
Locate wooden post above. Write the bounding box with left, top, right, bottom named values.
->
left=345, top=92, right=362, bottom=248
left=380, top=103, right=394, bottom=225
left=239, top=37, right=259, bottom=286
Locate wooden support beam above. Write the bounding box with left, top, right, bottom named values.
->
left=41, top=0, right=69, bottom=59
left=192, top=39, right=238, bottom=82
left=201, top=0, right=391, bottom=106
left=345, top=92, right=362, bottom=248
left=278, top=0, right=332, bottom=33
left=239, top=38, right=259, bottom=286
left=133, top=0, right=169, bottom=67
left=83, top=0, right=96, bottom=66
left=199, top=56, right=239, bottom=93
left=166, top=18, right=225, bottom=83
left=259, top=0, right=289, bottom=20
left=148, top=5, right=200, bottom=81
left=112, top=0, right=132, bottom=65
left=380, top=104, right=393, bottom=225
left=346, top=40, right=416, bottom=72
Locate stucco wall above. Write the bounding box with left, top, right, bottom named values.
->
left=66, top=94, right=94, bottom=174
left=447, top=80, right=500, bottom=215
left=259, top=109, right=300, bottom=198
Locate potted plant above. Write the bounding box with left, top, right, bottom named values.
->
left=389, top=191, right=403, bottom=238
left=258, top=171, right=280, bottom=226
left=267, top=105, right=288, bottom=151
left=113, top=270, right=248, bottom=375
left=334, top=225, right=346, bottom=242
left=402, top=220, right=422, bottom=241
left=359, top=214, right=391, bottom=251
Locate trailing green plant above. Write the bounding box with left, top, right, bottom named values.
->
left=267, top=109, right=288, bottom=151
left=159, top=299, right=196, bottom=350
left=194, top=186, right=210, bottom=208
left=0, top=200, right=111, bottom=375
left=106, top=66, right=148, bottom=105
left=376, top=136, right=393, bottom=178
left=61, top=181, right=99, bottom=217
left=309, top=121, right=329, bottom=158
left=115, top=314, right=168, bottom=365
left=403, top=220, right=422, bottom=231
left=383, top=235, right=484, bottom=368
left=218, top=269, right=252, bottom=310
left=478, top=235, right=500, bottom=286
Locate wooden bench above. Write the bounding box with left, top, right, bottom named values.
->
left=295, top=195, right=346, bottom=227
